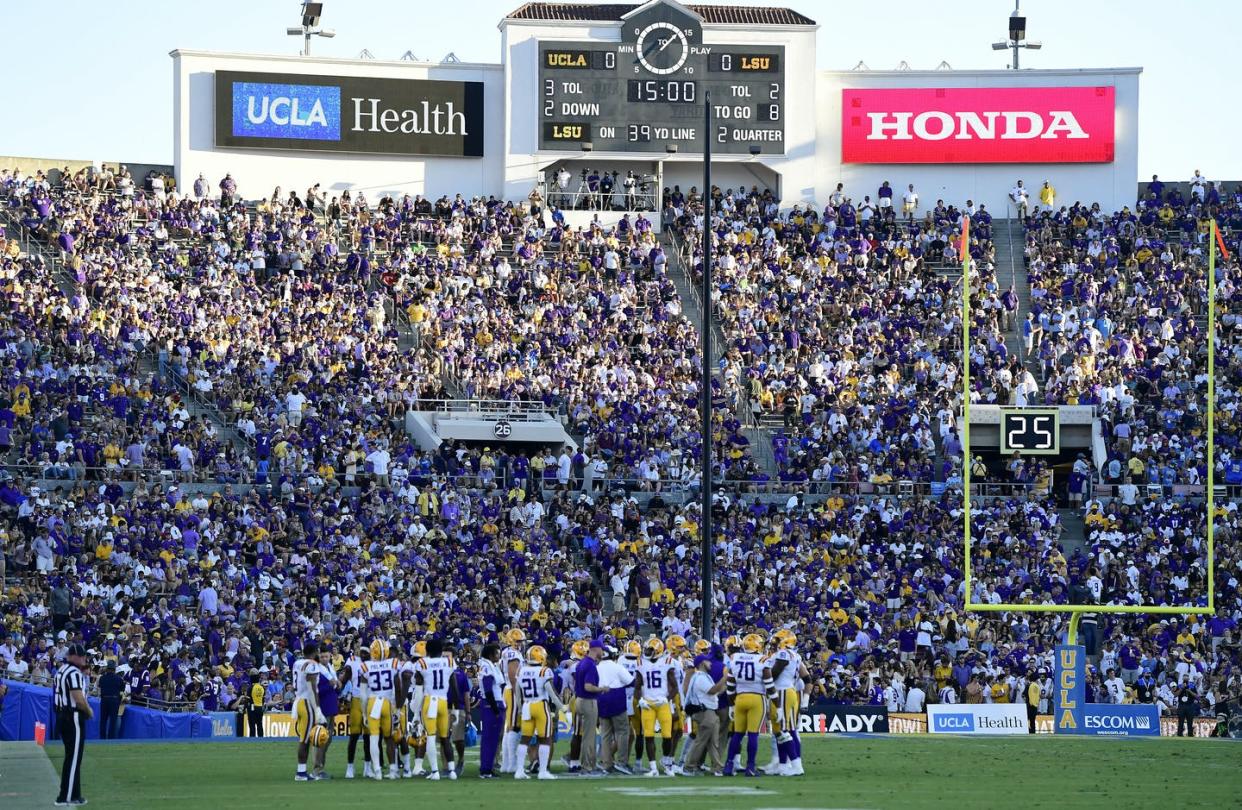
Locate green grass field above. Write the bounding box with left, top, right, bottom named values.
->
left=37, top=736, right=1240, bottom=810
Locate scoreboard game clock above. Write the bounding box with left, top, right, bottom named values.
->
left=999, top=408, right=1060, bottom=455
left=538, top=2, right=785, bottom=154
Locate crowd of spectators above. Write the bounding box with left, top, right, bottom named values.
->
left=1021, top=196, right=1213, bottom=485
left=0, top=167, right=1238, bottom=730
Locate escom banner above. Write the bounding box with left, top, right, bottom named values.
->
left=842, top=86, right=1115, bottom=164
left=214, top=70, right=485, bottom=157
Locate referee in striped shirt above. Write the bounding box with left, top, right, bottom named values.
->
left=54, top=643, right=93, bottom=806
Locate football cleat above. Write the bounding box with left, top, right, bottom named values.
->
left=537, top=771, right=558, bottom=780
left=427, top=771, right=441, bottom=781
left=345, top=764, right=355, bottom=779
left=294, top=773, right=313, bottom=782
left=448, top=769, right=458, bottom=781
left=612, top=763, right=632, bottom=775
left=515, top=769, right=529, bottom=780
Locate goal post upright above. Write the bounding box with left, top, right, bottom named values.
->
left=960, top=215, right=1216, bottom=625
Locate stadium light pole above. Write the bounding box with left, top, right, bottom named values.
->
left=700, top=90, right=714, bottom=642
left=287, top=2, right=335, bottom=56
left=991, top=1, right=1042, bottom=69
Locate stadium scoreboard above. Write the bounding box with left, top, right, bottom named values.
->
left=999, top=408, right=1060, bottom=455
left=537, top=4, right=785, bottom=154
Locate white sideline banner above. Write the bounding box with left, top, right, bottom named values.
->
left=927, top=704, right=1029, bottom=735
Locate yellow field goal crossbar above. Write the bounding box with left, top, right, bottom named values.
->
left=958, top=217, right=1220, bottom=633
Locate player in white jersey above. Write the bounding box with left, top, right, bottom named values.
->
left=361, top=639, right=400, bottom=780
left=766, top=629, right=809, bottom=775
left=663, top=635, right=689, bottom=768
left=292, top=641, right=327, bottom=781
left=723, top=633, right=770, bottom=777
left=499, top=629, right=525, bottom=774
left=620, top=640, right=644, bottom=768
left=477, top=644, right=507, bottom=778
left=398, top=640, right=427, bottom=776
left=342, top=646, right=371, bottom=778
left=513, top=645, right=562, bottom=780
left=635, top=638, right=676, bottom=776
left=411, top=639, right=458, bottom=780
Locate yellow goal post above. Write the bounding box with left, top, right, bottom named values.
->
left=957, top=216, right=1220, bottom=643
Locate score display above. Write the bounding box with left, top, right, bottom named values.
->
left=538, top=35, right=785, bottom=154
left=999, top=409, right=1060, bottom=456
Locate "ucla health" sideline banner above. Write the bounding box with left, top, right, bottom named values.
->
left=926, top=703, right=1028, bottom=735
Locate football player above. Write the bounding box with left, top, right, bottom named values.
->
left=361, top=638, right=400, bottom=780
left=563, top=639, right=589, bottom=773
left=293, top=641, right=327, bottom=782
left=411, top=638, right=458, bottom=780
left=767, top=629, right=808, bottom=776
left=477, top=643, right=505, bottom=778
left=636, top=637, right=676, bottom=776
left=499, top=628, right=525, bottom=774
left=620, top=640, right=644, bottom=769
left=663, top=635, right=689, bottom=769
left=514, top=645, right=562, bottom=780
left=342, top=643, right=371, bottom=779
left=722, top=633, right=768, bottom=777
left=399, top=640, right=428, bottom=776
left=312, top=644, right=341, bottom=779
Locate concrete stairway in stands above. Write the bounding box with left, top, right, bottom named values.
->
left=663, top=233, right=779, bottom=480
left=1059, top=507, right=1088, bottom=556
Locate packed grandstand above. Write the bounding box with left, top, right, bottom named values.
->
left=0, top=160, right=1238, bottom=755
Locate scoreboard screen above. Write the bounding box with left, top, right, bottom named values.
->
left=537, top=4, right=785, bottom=154
left=999, top=409, right=1060, bottom=455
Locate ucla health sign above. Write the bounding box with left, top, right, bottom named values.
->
left=215, top=70, right=484, bottom=157
left=926, top=704, right=1028, bottom=735
left=231, top=81, right=341, bottom=141
left=841, top=86, right=1115, bottom=164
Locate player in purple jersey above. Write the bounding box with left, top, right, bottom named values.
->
left=312, top=646, right=341, bottom=779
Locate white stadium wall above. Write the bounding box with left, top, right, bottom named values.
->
left=172, top=50, right=505, bottom=202
left=171, top=1, right=1140, bottom=214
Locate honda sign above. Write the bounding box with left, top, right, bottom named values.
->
left=842, top=86, right=1115, bottom=164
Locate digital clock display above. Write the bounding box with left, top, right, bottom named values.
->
left=999, top=409, right=1060, bottom=455
left=536, top=4, right=784, bottom=154
left=627, top=79, right=697, bottom=104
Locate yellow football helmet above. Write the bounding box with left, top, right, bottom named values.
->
left=776, top=629, right=797, bottom=649
left=665, top=635, right=687, bottom=655
left=741, top=633, right=764, bottom=654
left=693, top=639, right=711, bottom=655
left=644, top=638, right=665, bottom=658
left=571, top=640, right=589, bottom=659
left=625, top=640, right=642, bottom=657
left=724, top=635, right=740, bottom=653
left=309, top=724, right=330, bottom=747
left=369, top=639, right=390, bottom=661
left=526, top=645, right=547, bottom=665
left=413, top=640, right=427, bottom=659
left=508, top=628, right=526, bottom=646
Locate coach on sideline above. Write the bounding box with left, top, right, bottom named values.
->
left=54, top=643, right=93, bottom=806
left=570, top=639, right=608, bottom=773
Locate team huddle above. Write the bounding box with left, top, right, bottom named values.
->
left=286, top=628, right=810, bottom=781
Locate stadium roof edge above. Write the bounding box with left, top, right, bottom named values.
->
left=503, top=1, right=817, bottom=27
left=168, top=48, right=501, bottom=70
left=822, top=66, right=1143, bottom=77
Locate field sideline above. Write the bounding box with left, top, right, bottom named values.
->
left=36, top=735, right=1239, bottom=810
